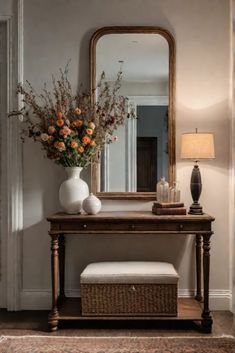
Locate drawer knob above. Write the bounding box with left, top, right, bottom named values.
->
left=179, top=224, right=184, bottom=230
left=131, top=285, right=136, bottom=292
left=83, top=224, right=87, bottom=229
left=131, top=224, right=135, bottom=230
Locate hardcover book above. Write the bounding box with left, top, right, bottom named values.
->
left=153, top=202, right=185, bottom=208
left=152, top=205, right=187, bottom=215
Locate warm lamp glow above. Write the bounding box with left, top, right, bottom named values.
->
left=181, top=133, right=215, bottom=160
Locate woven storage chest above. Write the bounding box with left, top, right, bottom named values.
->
left=80, top=261, right=179, bottom=316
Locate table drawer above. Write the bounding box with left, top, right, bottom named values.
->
left=54, top=220, right=212, bottom=233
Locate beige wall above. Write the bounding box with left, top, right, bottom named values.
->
left=1, top=0, right=233, bottom=309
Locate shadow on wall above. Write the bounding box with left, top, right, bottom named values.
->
left=77, top=28, right=97, bottom=89
left=176, top=100, right=229, bottom=170
left=65, top=233, right=195, bottom=292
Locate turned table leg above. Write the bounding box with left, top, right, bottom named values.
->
left=195, top=234, right=202, bottom=301
left=201, top=233, right=213, bottom=333
left=59, top=234, right=65, bottom=299
left=48, top=233, right=59, bottom=331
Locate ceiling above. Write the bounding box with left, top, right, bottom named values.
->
left=96, top=33, right=169, bottom=83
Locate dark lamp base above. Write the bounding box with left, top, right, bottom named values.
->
left=188, top=202, right=204, bottom=215
left=189, top=164, right=204, bottom=215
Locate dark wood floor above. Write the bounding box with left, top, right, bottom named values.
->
left=0, top=310, right=234, bottom=337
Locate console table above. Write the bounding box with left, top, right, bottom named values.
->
left=47, top=211, right=214, bottom=332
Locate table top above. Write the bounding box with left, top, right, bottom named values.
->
left=47, top=211, right=215, bottom=223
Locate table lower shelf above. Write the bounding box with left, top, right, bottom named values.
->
left=57, top=297, right=203, bottom=321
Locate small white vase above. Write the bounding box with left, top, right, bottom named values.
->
left=82, top=193, right=102, bottom=215
left=59, top=167, right=89, bottom=214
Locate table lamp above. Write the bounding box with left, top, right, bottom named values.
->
left=180, top=129, right=215, bottom=215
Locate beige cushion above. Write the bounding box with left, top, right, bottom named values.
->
left=80, top=261, right=179, bottom=284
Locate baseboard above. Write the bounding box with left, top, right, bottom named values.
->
left=178, top=289, right=232, bottom=310
left=20, top=289, right=52, bottom=310
left=19, top=289, right=232, bottom=311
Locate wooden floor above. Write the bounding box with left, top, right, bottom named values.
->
left=0, top=309, right=234, bottom=337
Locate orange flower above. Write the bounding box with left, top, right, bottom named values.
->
left=59, top=126, right=71, bottom=137
left=72, top=119, right=83, bottom=127
left=70, top=140, right=78, bottom=149
left=90, top=139, right=96, bottom=147
left=78, top=146, right=84, bottom=153
left=57, top=111, right=63, bottom=119
left=47, top=136, right=55, bottom=143
left=86, top=128, right=93, bottom=135
left=56, top=119, right=64, bottom=127
left=82, top=136, right=91, bottom=145
left=74, top=107, right=82, bottom=115
left=54, top=141, right=66, bottom=152
left=88, top=122, right=95, bottom=130
left=40, top=133, right=49, bottom=142
left=48, top=125, right=56, bottom=134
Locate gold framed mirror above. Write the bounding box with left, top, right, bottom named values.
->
left=90, top=26, right=176, bottom=200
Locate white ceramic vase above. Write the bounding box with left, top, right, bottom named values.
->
left=59, top=167, right=89, bottom=214
left=82, top=193, right=102, bottom=215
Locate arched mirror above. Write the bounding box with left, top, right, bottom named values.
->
left=90, top=27, right=175, bottom=200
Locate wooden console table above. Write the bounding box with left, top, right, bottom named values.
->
left=47, top=211, right=214, bottom=332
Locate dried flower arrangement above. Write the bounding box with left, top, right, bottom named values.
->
left=9, top=65, right=133, bottom=168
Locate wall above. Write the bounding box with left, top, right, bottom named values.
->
left=0, top=0, right=232, bottom=310
left=120, top=81, right=168, bottom=96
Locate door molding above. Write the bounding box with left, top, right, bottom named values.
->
left=126, top=117, right=137, bottom=192
left=0, top=0, right=24, bottom=310
left=0, top=18, right=8, bottom=309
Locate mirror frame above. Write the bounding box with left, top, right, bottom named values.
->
left=90, top=26, right=176, bottom=200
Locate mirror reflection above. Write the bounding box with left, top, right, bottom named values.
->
left=96, top=33, right=170, bottom=193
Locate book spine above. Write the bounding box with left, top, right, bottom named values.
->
left=153, top=202, right=184, bottom=208
left=152, top=207, right=187, bottom=215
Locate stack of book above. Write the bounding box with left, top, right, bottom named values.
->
left=152, top=202, right=186, bottom=215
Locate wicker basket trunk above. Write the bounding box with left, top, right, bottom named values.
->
left=80, top=262, right=179, bottom=317
left=81, top=282, right=177, bottom=316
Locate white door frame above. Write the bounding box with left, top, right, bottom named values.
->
left=0, top=17, right=8, bottom=309
left=0, top=0, right=24, bottom=310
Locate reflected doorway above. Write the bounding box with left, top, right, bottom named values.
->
left=136, top=105, right=168, bottom=190
left=137, top=137, right=157, bottom=192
